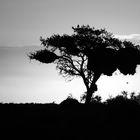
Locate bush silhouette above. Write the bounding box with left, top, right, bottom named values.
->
left=105, top=91, right=140, bottom=107
left=60, top=95, right=79, bottom=106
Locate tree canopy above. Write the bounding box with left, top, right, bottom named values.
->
left=29, top=25, right=140, bottom=104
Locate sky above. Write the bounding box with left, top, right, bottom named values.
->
left=0, top=0, right=140, bottom=103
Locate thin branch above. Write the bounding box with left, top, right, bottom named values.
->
left=77, top=55, right=89, bottom=90
left=62, top=55, right=81, bottom=74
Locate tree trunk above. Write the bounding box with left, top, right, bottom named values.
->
left=85, top=84, right=97, bottom=104
left=85, top=88, right=93, bottom=104
left=85, top=72, right=101, bottom=104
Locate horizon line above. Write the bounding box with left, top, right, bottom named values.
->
left=1, top=33, right=140, bottom=47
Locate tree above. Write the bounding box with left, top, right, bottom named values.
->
left=29, top=25, right=140, bottom=104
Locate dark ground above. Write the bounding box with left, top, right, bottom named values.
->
left=0, top=102, right=140, bottom=139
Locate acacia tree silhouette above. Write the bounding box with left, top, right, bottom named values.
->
left=29, top=25, right=140, bottom=104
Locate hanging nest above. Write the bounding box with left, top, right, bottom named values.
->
left=87, top=46, right=140, bottom=76
left=116, top=47, right=140, bottom=75
left=118, top=64, right=137, bottom=75
left=29, top=49, right=59, bottom=63
left=87, top=47, right=118, bottom=76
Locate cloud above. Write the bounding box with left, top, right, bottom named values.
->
left=115, top=34, right=140, bottom=40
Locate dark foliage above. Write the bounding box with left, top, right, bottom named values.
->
left=29, top=49, right=59, bottom=63
left=117, top=46, right=140, bottom=75
left=60, top=96, right=79, bottom=106
left=87, top=42, right=140, bottom=76
left=106, top=95, right=138, bottom=106
left=87, top=47, right=118, bottom=76
left=105, top=91, right=140, bottom=106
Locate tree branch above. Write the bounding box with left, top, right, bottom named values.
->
left=62, top=55, right=81, bottom=74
